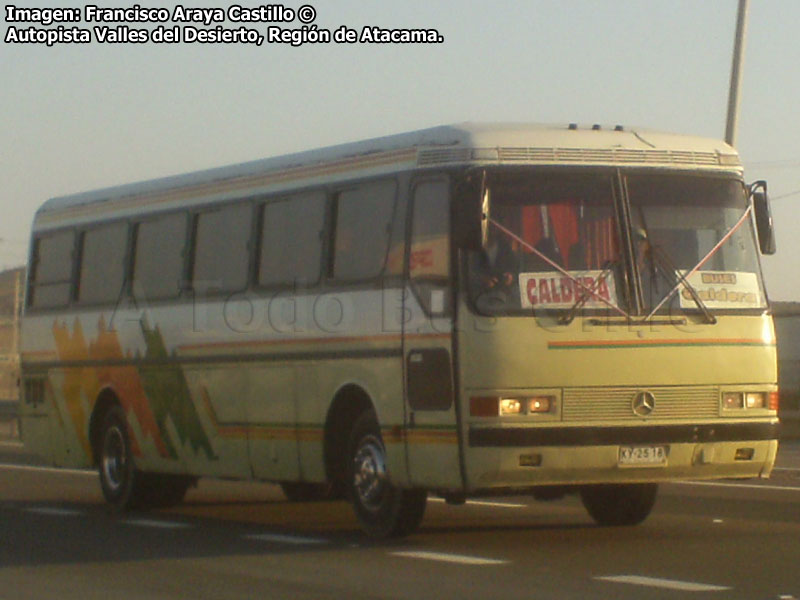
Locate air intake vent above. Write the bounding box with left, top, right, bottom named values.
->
left=417, top=147, right=738, bottom=168
left=417, top=148, right=470, bottom=166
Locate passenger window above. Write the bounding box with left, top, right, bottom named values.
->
left=132, top=213, right=187, bottom=300
left=192, top=203, right=252, bottom=293
left=410, top=180, right=450, bottom=279
left=410, top=180, right=451, bottom=314
left=259, top=191, right=325, bottom=287
left=29, top=230, right=75, bottom=308
left=332, top=180, right=396, bottom=281
left=78, top=222, right=129, bottom=305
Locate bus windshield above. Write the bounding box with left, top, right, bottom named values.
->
left=628, top=174, right=767, bottom=314
left=466, top=170, right=767, bottom=316
left=467, top=170, right=623, bottom=314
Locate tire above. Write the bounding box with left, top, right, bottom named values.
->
left=98, top=406, right=194, bottom=510
left=98, top=405, right=146, bottom=510
left=580, top=483, right=658, bottom=526
left=280, top=482, right=334, bottom=502
left=347, top=410, right=427, bottom=539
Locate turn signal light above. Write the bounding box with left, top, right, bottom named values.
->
left=769, top=391, right=779, bottom=411
left=470, top=396, right=499, bottom=417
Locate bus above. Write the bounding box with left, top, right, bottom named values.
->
left=19, top=123, right=779, bottom=538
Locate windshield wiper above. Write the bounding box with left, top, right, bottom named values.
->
left=636, top=230, right=716, bottom=324
left=488, top=218, right=632, bottom=320
left=558, top=260, right=616, bottom=325
left=641, top=204, right=754, bottom=322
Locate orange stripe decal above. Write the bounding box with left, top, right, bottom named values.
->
left=549, top=338, right=774, bottom=349
left=179, top=332, right=450, bottom=353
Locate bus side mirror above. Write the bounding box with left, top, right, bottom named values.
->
left=751, top=181, right=776, bottom=255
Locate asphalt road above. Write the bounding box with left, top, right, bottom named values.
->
left=1, top=440, right=799, bottom=600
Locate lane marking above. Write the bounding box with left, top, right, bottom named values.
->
left=772, top=467, right=800, bottom=473
left=672, top=481, right=800, bottom=493
left=595, top=575, right=730, bottom=592
left=0, top=463, right=97, bottom=476
left=122, top=518, right=190, bottom=529
left=24, top=506, right=84, bottom=517
left=391, top=550, right=508, bottom=565
left=245, top=533, right=328, bottom=545
left=429, top=498, right=527, bottom=509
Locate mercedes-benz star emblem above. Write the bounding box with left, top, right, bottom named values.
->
left=632, top=391, right=656, bottom=417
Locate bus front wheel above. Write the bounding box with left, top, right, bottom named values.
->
left=580, top=483, right=658, bottom=526
left=347, top=410, right=426, bottom=538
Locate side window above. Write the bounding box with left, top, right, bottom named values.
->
left=29, top=230, right=75, bottom=309
left=132, top=213, right=187, bottom=300
left=77, top=222, right=129, bottom=305
left=332, top=180, right=396, bottom=281
left=410, top=180, right=450, bottom=279
left=410, top=179, right=451, bottom=314
left=192, top=203, right=252, bottom=293
left=259, top=191, right=326, bottom=287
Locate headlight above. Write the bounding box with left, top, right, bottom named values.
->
left=723, top=392, right=743, bottom=409
left=499, top=398, right=523, bottom=415
left=745, top=392, right=766, bottom=409
left=722, top=390, right=776, bottom=411
left=528, top=396, right=554, bottom=413
left=470, top=395, right=557, bottom=417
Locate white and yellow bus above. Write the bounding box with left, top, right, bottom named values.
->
left=20, top=123, right=779, bottom=537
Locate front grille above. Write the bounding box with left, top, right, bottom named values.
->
left=562, top=386, right=719, bottom=421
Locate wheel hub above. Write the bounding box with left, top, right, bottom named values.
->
left=353, top=436, right=388, bottom=511
left=102, top=425, right=127, bottom=493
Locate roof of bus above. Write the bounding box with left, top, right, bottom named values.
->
left=37, top=122, right=739, bottom=216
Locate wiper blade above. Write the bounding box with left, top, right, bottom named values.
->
left=488, top=218, right=632, bottom=320
left=646, top=242, right=717, bottom=324
left=644, top=204, right=753, bottom=321
left=558, top=260, right=616, bottom=325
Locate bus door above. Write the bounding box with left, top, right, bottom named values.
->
left=402, top=177, right=463, bottom=489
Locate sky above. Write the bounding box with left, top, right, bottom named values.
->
left=2, top=0, right=799, bottom=299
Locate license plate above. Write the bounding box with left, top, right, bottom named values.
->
left=618, top=445, right=668, bottom=466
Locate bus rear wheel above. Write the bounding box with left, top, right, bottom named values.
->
left=347, top=410, right=426, bottom=538
left=580, top=483, right=658, bottom=526
left=98, top=406, right=193, bottom=509
left=98, top=405, right=145, bottom=509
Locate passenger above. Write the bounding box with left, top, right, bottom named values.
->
left=471, top=226, right=522, bottom=310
